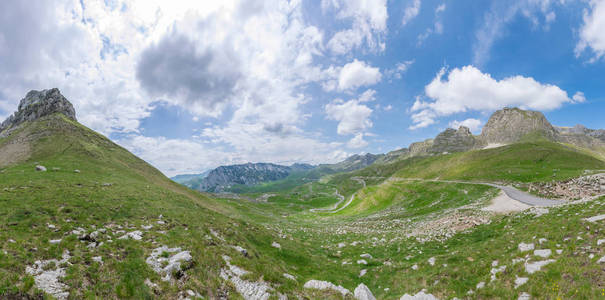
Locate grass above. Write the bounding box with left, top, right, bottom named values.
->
left=2, top=114, right=605, bottom=299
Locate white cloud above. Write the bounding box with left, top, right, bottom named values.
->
left=385, top=60, right=414, bottom=80
left=575, top=0, right=605, bottom=61
left=402, top=0, right=421, bottom=26
left=572, top=91, right=586, bottom=103
left=323, top=0, right=388, bottom=54
left=436, top=4, right=447, bottom=14
left=473, top=0, right=562, bottom=66
left=326, top=98, right=373, bottom=136
left=347, top=133, right=368, bottom=148
left=416, top=3, right=446, bottom=45
left=449, top=118, right=482, bottom=133
left=409, top=65, right=579, bottom=129
left=338, top=60, right=382, bottom=91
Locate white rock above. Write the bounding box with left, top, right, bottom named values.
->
left=533, top=249, right=551, bottom=258
left=584, top=214, right=605, bottom=222
left=360, top=253, right=373, bottom=259
left=35, top=165, right=47, bottom=172
left=141, top=224, right=153, bottom=230
left=92, top=256, right=103, bottom=264
left=490, top=265, right=506, bottom=282
left=476, top=282, right=485, bottom=289
left=518, top=292, right=531, bottom=300
left=589, top=254, right=595, bottom=259
left=359, top=269, right=367, bottom=277
left=597, top=239, right=605, bottom=246
left=524, top=260, right=555, bottom=274
left=232, top=245, right=248, bottom=256
left=338, top=242, right=346, bottom=248
left=354, top=283, right=376, bottom=300
left=411, top=264, right=418, bottom=270
left=118, top=230, right=143, bottom=241
left=49, top=239, right=62, bottom=245
left=556, top=249, right=563, bottom=254
left=25, top=250, right=71, bottom=300
left=400, top=290, right=439, bottom=300
left=303, top=280, right=350, bottom=296
left=283, top=273, right=296, bottom=281
left=514, top=276, right=528, bottom=288
left=538, top=238, right=547, bottom=244
left=518, top=243, right=535, bottom=252
left=491, top=260, right=499, bottom=267
left=598, top=256, right=605, bottom=263
left=146, top=246, right=192, bottom=281
left=428, top=257, right=436, bottom=266
left=48, top=224, right=56, bottom=229
left=357, top=259, right=368, bottom=265
left=271, top=242, right=281, bottom=249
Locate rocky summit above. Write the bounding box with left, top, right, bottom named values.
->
left=430, top=126, right=478, bottom=154
left=480, top=107, right=557, bottom=144
left=0, top=88, right=76, bottom=137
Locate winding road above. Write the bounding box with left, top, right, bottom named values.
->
left=311, top=176, right=564, bottom=214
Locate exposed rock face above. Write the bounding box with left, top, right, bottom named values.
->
left=430, top=126, right=478, bottom=153
left=0, top=89, right=76, bottom=136
left=409, top=139, right=434, bottom=156
left=199, top=163, right=294, bottom=192
left=480, top=107, right=556, bottom=144
left=325, top=153, right=382, bottom=172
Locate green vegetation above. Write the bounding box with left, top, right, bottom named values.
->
left=2, top=114, right=605, bottom=299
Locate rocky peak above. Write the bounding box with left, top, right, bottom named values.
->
left=480, top=107, right=556, bottom=144
left=430, top=126, right=477, bottom=153
left=0, top=88, right=76, bottom=134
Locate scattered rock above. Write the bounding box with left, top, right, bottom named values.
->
left=303, top=280, right=350, bottom=297
left=146, top=246, right=192, bottom=281
left=518, top=243, right=535, bottom=252
left=141, top=224, right=153, bottom=230
left=490, top=265, right=506, bottom=282
left=524, top=260, right=555, bottom=274
left=597, top=239, right=605, bottom=246
left=232, top=245, right=249, bottom=257
left=271, top=242, right=281, bottom=249
left=518, top=292, right=531, bottom=300
left=533, top=249, right=551, bottom=258
left=118, top=230, right=143, bottom=241
left=585, top=214, right=605, bottom=222
left=338, top=242, right=346, bottom=248
left=360, top=253, right=373, bottom=259
left=92, top=256, right=103, bottom=264
left=74, top=169, right=80, bottom=173
left=354, top=283, right=376, bottom=300
left=428, top=257, right=436, bottom=266
left=556, top=249, right=563, bottom=254
left=476, top=282, right=485, bottom=289
left=514, top=276, right=528, bottom=288
left=359, top=269, right=367, bottom=277
left=411, top=264, right=418, bottom=270
left=49, top=239, right=62, bottom=245
left=25, top=250, right=71, bottom=300
left=35, top=165, right=47, bottom=172
left=283, top=273, right=296, bottom=281
left=400, top=290, right=439, bottom=300
left=598, top=256, right=605, bottom=263
left=357, top=259, right=368, bottom=265
left=221, top=255, right=272, bottom=300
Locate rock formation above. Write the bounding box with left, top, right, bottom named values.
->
left=0, top=88, right=76, bottom=136
left=430, top=126, right=478, bottom=153
left=480, top=107, right=556, bottom=144
left=199, top=163, right=295, bottom=192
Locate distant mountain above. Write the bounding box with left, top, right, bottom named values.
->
left=171, top=170, right=211, bottom=185
left=189, top=162, right=315, bottom=193
left=318, top=153, right=383, bottom=172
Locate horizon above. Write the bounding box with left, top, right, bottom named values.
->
left=1, top=0, right=604, bottom=177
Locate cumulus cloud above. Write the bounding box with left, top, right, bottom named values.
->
left=326, top=99, right=373, bottom=135
left=409, top=65, right=580, bottom=129
left=575, top=0, right=605, bottom=61
left=136, top=31, right=242, bottom=117
left=385, top=60, right=414, bottom=80
left=402, top=0, right=421, bottom=26
left=449, top=118, right=482, bottom=133
left=337, top=60, right=382, bottom=91
left=347, top=133, right=369, bottom=148
left=323, top=0, right=388, bottom=54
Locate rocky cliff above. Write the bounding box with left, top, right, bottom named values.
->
left=0, top=88, right=76, bottom=137
left=198, top=163, right=300, bottom=192
left=429, top=126, right=478, bottom=153
left=480, top=107, right=556, bottom=144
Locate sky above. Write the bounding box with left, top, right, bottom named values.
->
left=1, top=0, right=604, bottom=177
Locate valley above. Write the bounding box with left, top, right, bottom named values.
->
left=1, top=90, right=605, bottom=299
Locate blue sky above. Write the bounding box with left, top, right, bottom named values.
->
left=1, top=0, right=604, bottom=176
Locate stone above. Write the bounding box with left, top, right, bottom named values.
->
left=359, top=269, right=367, bottom=277
left=36, top=165, right=47, bottom=172
left=146, top=246, right=192, bottom=281
left=518, top=292, right=531, bottom=300
left=524, top=259, right=555, bottom=274
left=515, top=276, right=528, bottom=288
left=597, top=239, right=605, bottom=245
left=118, top=230, right=143, bottom=241
left=25, top=250, right=71, bottom=300
left=283, top=273, right=296, bottom=281
left=428, top=257, right=436, bottom=266
left=598, top=256, right=605, bottom=263
left=360, top=253, right=373, bottom=259
left=518, top=243, right=535, bottom=252
left=490, top=265, right=506, bottom=281
left=533, top=249, right=552, bottom=258
left=476, top=281, right=485, bottom=289
left=357, top=259, right=368, bottom=265
left=354, top=283, right=376, bottom=300
left=303, top=280, right=350, bottom=297
left=232, top=245, right=248, bottom=257
left=49, top=239, right=62, bottom=245
left=400, top=290, right=439, bottom=300
left=271, top=242, right=281, bottom=249
left=92, top=256, right=103, bottom=264
left=221, top=256, right=272, bottom=300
